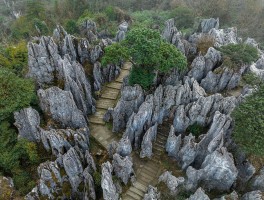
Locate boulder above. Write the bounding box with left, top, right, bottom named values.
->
left=14, top=107, right=40, bottom=142
left=251, top=167, right=264, bottom=192
left=38, top=86, right=87, bottom=129
left=249, top=56, right=264, bottom=80
left=115, top=21, right=129, bottom=42
left=186, top=147, right=238, bottom=192
left=140, top=123, right=158, bottom=158
left=101, top=162, right=119, bottom=200
left=188, top=187, right=210, bottom=200
left=158, top=171, right=184, bottom=195
left=112, top=153, right=134, bottom=185
left=85, top=150, right=96, bottom=173
left=83, top=167, right=96, bottom=200
left=199, top=18, right=219, bottom=33
left=144, top=185, right=160, bottom=200
left=27, top=36, right=60, bottom=86
left=241, top=191, right=264, bottom=200
left=63, top=148, right=84, bottom=191
left=116, top=137, right=132, bottom=157
left=112, top=85, right=144, bottom=132
left=209, top=27, right=238, bottom=47
left=166, top=126, right=181, bottom=158
left=90, top=45, right=102, bottom=63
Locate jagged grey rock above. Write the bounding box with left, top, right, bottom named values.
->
left=158, top=171, right=184, bottom=195
left=83, top=167, right=96, bottom=200
left=251, top=167, right=264, bottom=192
left=79, top=19, right=97, bottom=42
left=250, top=56, right=264, bottom=80
left=93, top=62, right=121, bottom=91
left=90, top=45, right=102, bottom=63
left=209, top=27, right=238, bottom=47
left=111, top=85, right=144, bottom=132
left=63, top=148, right=83, bottom=191
left=188, top=47, right=221, bottom=82
left=38, top=87, right=87, bottom=129
left=186, top=147, right=238, bottom=192
left=199, top=18, right=219, bottom=33
left=25, top=187, right=40, bottom=200
left=85, top=150, right=96, bottom=173
left=27, top=36, right=60, bottom=86
left=37, top=161, right=62, bottom=198
left=112, top=153, right=134, bottom=185
left=115, top=21, right=128, bottom=42
left=14, top=107, right=40, bottom=142
left=101, top=161, right=119, bottom=200
left=245, top=38, right=259, bottom=48
left=40, top=127, right=89, bottom=157
left=162, top=18, right=178, bottom=43
left=213, top=191, right=239, bottom=200
left=144, top=185, right=160, bottom=200
left=124, top=95, right=154, bottom=149
left=178, top=134, right=197, bottom=170
left=188, top=187, right=210, bottom=200
left=107, top=141, right=119, bottom=158
left=116, top=137, right=132, bottom=157
left=166, top=126, right=181, bottom=158
left=241, top=191, right=263, bottom=200
left=140, top=123, right=158, bottom=158
left=77, top=38, right=90, bottom=64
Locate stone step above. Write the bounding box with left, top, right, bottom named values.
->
left=106, top=82, right=122, bottom=90
left=133, top=182, right=148, bottom=193
left=151, top=157, right=160, bottom=163
left=141, top=167, right=156, bottom=177
left=137, top=178, right=149, bottom=186
left=153, top=145, right=165, bottom=153
left=89, top=116, right=105, bottom=125
left=140, top=171, right=154, bottom=182
left=116, top=72, right=129, bottom=82
left=156, top=134, right=167, bottom=141
left=144, top=162, right=159, bottom=172
left=126, top=190, right=142, bottom=200
left=154, top=141, right=165, bottom=148
left=96, top=98, right=116, bottom=110
left=101, top=88, right=120, bottom=100
left=123, top=63, right=132, bottom=70
left=130, top=187, right=145, bottom=197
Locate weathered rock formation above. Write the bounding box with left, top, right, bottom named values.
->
left=112, top=153, right=134, bottom=185
left=188, top=187, right=210, bottom=200
left=38, top=86, right=87, bottom=129
left=14, top=107, right=41, bottom=142
left=199, top=18, right=219, bottom=33
left=115, top=21, right=129, bottom=42
left=140, top=123, right=158, bottom=158
left=143, top=185, right=160, bottom=200
left=158, top=171, right=184, bottom=195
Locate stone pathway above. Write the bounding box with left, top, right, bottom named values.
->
left=88, top=62, right=169, bottom=200
left=89, top=63, right=131, bottom=148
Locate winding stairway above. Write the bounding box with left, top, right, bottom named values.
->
left=88, top=62, right=168, bottom=200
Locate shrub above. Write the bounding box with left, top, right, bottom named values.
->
left=197, top=35, right=215, bottom=55
left=129, top=67, right=155, bottom=89
left=65, top=19, right=79, bottom=34
left=171, top=6, right=195, bottom=30
left=187, top=123, right=207, bottom=138
left=0, top=69, right=35, bottom=121
left=231, top=84, right=264, bottom=156
left=219, top=44, right=259, bottom=70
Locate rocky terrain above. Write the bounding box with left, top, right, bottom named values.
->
left=3, top=16, right=264, bottom=200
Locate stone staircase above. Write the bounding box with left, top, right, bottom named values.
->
left=88, top=63, right=173, bottom=200
left=88, top=63, right=131, bottom=148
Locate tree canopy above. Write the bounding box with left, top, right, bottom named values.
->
left=232, top=84, right=264, bottom=156
left=102, top=28, right=187, bottom=88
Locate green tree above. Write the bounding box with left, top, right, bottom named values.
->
left=0, top=69, right=35, bottom=121
left=102, top=28, right=187, bottom=88
left=232, top=84, right=264, bottom=156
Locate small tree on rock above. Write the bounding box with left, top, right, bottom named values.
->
left=102, top=28, right=187, bottom=89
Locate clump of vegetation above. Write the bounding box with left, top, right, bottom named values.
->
left=197, top=35, right=215, bottom=55
left=231, top=84, right=264, bottom=156
left=102, top=28, right=187, bottom=89
left=242, top=72, right=263, bottom=86
left=187, top=123, right=207, bottom=138
left=219, top=44, right=259, bottom=70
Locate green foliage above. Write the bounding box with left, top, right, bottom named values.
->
left=0, top=121, right=40, bottom=194
left=102, top=28, right=187, bottom=88
left=129, top=67, right=155, bottom=89
left=187, top=123, right=207, bottom=138
left=171, top=6, right=195, bottom=30
left=65, top=19, right=79, bottom=34
left=92, top=171, right=102, bottom=187
left=0, top=69, right=35, bottom=121
left=32, top=18, right=49, bottom=35
left=231, top=84, right=264, bottom=156
left=242, top=72, right=263, bottom=86
left=219, top=44, right=259, bottom=70
left=0, top=42, right=28, bottom=76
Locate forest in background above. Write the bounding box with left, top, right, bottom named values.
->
left=0, top=0, right=264, bottom=196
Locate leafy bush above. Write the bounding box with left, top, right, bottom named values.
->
left=231, top=84, right=264, bottom=156
left=187, top=123, right=207, bottom=138
left=219, top=44, right=259, bottom=70
left=0, top=69, right=35, bottom=121
left=171, top=6, right=195, bottom=30
left=129, top=67, right=155, bottom=89
left=65, top=19, right=79, bottom=34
